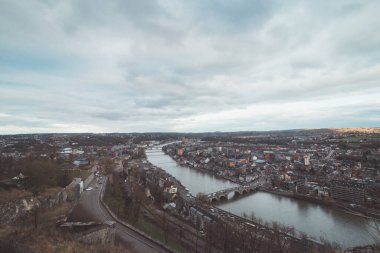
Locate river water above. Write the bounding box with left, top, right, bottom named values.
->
left=146, top=146, right=237, bottom=194
left=146, top=146, right=379, bottom=248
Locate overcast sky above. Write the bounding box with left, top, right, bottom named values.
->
left=0, top=0, right=379, bottom=134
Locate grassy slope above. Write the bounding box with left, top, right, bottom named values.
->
left=103, top=183, right=189, bottom=253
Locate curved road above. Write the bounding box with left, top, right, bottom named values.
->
left=79, top=176, right=173, bottom=253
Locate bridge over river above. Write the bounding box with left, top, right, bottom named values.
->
left=146, top=145, right=379, bottom=248
left=207, top=180, right=264, bottom=202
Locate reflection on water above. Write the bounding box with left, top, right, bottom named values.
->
left=147, top=145, right=379, bottom=248
left=218, top=191, right=379, bottom=248
left=146, top=146, right=237, bottom=194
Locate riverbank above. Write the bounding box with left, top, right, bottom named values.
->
left=146, top=149, right=340, bottom=251
left=148, top=145, right=380, bottom=248
left=260, top=188, right=380, bottom=221
left=162, top=145, right=380, bottom=221
left=163, top=148, right=242, bottom=185
left=147, top=146, right=238, bottom=195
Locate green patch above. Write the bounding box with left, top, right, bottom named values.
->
left=62, top=168, right=92, bottom=180
left=79, top=168, right=92, bottom=179
left=134, top=216, right=188, bottom=253
left=39, top=202, right=72, bottom=227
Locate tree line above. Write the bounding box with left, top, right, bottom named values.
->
left=1, top=156, right=75, bottom=195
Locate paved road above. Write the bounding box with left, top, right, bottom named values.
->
left=79, top=175, right=172, bottom=253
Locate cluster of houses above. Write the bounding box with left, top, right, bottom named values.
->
left=164, top=137, right=380, bottom=210
left=122, top=158, right=214, bottom=230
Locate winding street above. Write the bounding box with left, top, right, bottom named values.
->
left=79, top=175, right=173, bottom=253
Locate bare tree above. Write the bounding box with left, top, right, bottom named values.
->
left=195, top=192, right=210, bottom=207
left=101, top=157, right=116, bottom=175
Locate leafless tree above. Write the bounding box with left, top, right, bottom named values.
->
left=101, top=157, right=116, bottom=175
left=195, top=192, right=210, bottom=207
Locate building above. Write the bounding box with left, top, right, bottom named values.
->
left=304, top=154, right=311, bottom=166
left=177, top=148, right=185, bottom=156
left=295, top=176, right=307, bottom=194
left=263, top=151, right=275, bottom=160
left=164, top=184, right=178, bottom=194
left=73, top=159, right=90, bottom=166
left=189, top=207, right=213, bottom=230
left=62, top=147, right=73, bottom=154
left=330, top=181, right=365, bottom=204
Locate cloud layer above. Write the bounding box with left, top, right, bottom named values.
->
left=1, top=0, right=379, bottom=133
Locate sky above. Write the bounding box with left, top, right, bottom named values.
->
left=0, top=0, right=379, bottom=134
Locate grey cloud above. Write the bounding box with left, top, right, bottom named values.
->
left=0, top=0, right=379, bottom=133
left=91, top=112, right=125, bottom=121
left=188, top=0, right=276, bottom=34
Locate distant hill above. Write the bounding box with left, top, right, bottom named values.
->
left=1, top=127, right=379, bottom=139
left=326, top=127, right=380, bottom=133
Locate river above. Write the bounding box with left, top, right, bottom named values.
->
left=146, top=146, right=237, bottom=194
left=146, top=145, right=380, bottom=248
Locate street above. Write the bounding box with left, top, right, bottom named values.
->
left=79, top=175, right=173, bottom=253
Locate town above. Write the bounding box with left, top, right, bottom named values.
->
left=164, top=129, right=380, bottom=216
left=0, top=128, right=379, bottom=253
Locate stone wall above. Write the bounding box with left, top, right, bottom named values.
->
left=0, top=182, right=80, bottom=225
left=0, top=167, right=96, bottom=225
left=84, top=173, right=95, bottom=188
left=73, top=222, right=115, bottom=246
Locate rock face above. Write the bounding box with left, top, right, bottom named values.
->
left=0, top=181, right=81, bottom=225
left=65, top=221, right=116, bottom=246
left=0, top=197, right=38, bottom=224
left=77, top=224, right=115, bottom=246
